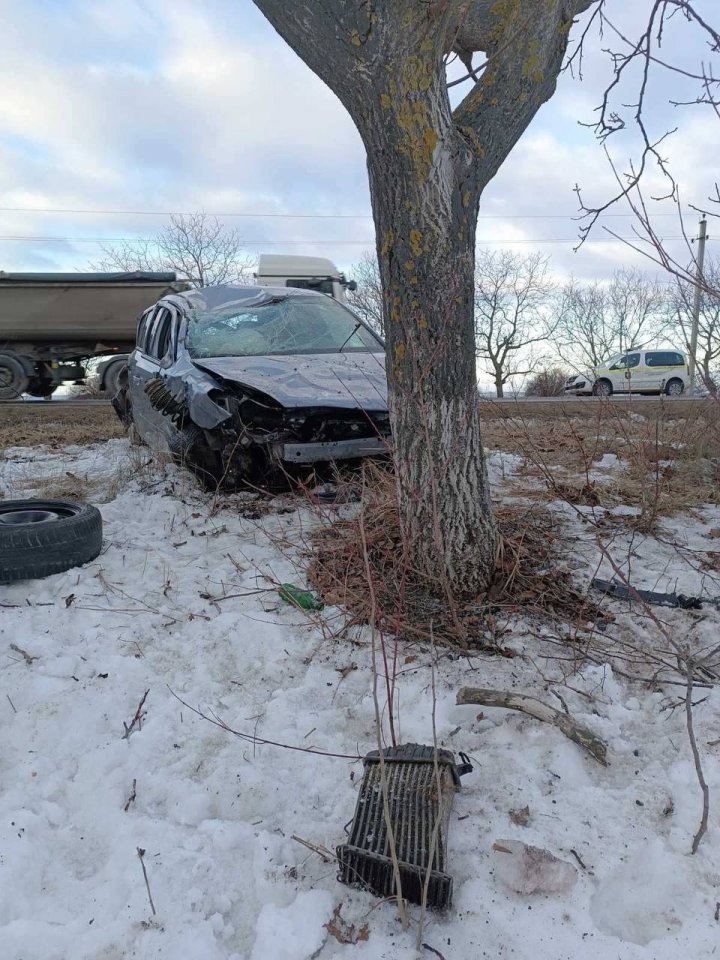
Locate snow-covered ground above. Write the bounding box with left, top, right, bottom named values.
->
left=1, top=439, right=719, bottom=960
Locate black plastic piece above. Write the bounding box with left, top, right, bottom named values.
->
left=591, top=577, right=703, bottom=610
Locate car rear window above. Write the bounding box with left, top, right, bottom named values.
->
left=185, top=296, right=382, bottom=358
left=645, top=351, right=685, bottom=367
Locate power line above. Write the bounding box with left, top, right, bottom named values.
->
left=0, top=235, right=688, bottom=245
left=0, top=205, right=682, bottom=220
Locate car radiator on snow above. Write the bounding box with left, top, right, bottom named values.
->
left=337, top=743, right=472, bottom=910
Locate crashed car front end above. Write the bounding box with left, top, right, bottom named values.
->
left=182, top=372, right=391, bottom=487
left=118, top=286, right=390, bottom=488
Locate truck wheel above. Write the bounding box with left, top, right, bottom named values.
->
left=0, top=499, right=103, bottom=583
left=103, top=360, right=128, bottom=399
left=0, top=353, right=30, bottom=401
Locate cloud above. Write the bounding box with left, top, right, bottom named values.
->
left=0, top=0, right=715, bottom=281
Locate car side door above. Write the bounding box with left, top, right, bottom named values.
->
left=609, top=352, right=641, bottom=392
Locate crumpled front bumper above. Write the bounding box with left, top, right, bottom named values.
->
left=273, top=436, right=389, bottom=464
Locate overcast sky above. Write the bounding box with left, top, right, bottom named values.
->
left=0, top=0, right=717, bottom=284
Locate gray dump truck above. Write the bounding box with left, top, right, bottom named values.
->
left=0, top=272, right=182, bottom=400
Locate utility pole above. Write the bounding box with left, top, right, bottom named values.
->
left=688, top=216, right=708, bottom=391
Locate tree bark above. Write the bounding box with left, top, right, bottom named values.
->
left=494, top=375, right=504, bottom=399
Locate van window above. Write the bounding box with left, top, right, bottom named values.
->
left=646, top=351, right=685, bottom=367
left=285, top=278, right=335, bottom=297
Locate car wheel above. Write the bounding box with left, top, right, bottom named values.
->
left=665, top=378, right=685, bottom=396
left=103, top=360, right=128, bottom=400
left=592, top=379, right=612, bottom=397
left=0, top=499, right=103, bottom=583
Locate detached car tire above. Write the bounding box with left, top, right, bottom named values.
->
left=0, top=499, right=103, bottom=583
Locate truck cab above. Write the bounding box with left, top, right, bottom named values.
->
left=254, top=255, right=356, bottom=303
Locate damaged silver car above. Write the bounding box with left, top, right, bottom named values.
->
left=113, top=285, right=389, bottom=488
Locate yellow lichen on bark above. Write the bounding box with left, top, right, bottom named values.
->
left=409, top=230, right=423, bottom=257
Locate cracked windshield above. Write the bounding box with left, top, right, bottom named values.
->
left=187, top=295, right=382, bottom=358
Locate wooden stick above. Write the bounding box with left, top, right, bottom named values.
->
left=136, top=847, right=156, bottom=916
left=456, top=687, right=608, bottom=766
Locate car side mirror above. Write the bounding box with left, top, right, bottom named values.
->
left=346, top=280, right=357, bottom=292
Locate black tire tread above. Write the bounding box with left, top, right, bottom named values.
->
left=0, top=500, right=103, bottom=583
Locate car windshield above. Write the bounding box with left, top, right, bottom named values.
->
left=185, top=295, right=382, bottom=359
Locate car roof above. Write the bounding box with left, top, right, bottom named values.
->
left=162, top=284, right=331, bottom=313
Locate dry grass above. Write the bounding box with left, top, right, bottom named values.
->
left=0, top=404, right=124, bottom=448
left=307, top=464, right=606, bottom=652
left=2, top=443, right=171, bottom=504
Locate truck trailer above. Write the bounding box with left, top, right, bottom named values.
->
left=0, top=271, right=181, bottom=400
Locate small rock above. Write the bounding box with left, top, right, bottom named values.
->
left=492, top=839, right=578, bottom=895
left=708, top=528, right=720, bottom=539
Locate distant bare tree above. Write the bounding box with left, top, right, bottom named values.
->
left=474, top=251, right=553, bottom=398
left=554, top=269, right=668, bottom=372
left=671, top=258, right=720, bottom=394
left=525, top=366, right=569, bottom=397
left=93, top=213, right=253, bottom=288
left=346, top=252, right=384, bottom=336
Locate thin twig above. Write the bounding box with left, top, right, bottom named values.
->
left=124, top=778, right=137, bottom=812
left=290, top=834, right=335, bottom=863
left=136, top=847, right=157, bottom=916
left=122, top=689, right=149, bottom=740
left=9, top=643, right=38, bottom=666
left=360, top=498, right=409, bottom=931
left=417, top=634, right=444, bottom=951
left=6, top=694, right=17, bottom=714
left=685, top=660, right=710, bottom=854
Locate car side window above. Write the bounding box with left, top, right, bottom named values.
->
left=137, top=308, right=153, bottom=352
left=150, top=308, right=173, bottom=363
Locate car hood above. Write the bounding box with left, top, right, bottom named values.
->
left=193, top=352, right=388, bottom=410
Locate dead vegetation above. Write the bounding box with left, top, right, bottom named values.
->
left=482, top=399, right=720, bottom=527
left=307, top=463, right=606, bottom=651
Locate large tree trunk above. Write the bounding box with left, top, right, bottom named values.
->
left=365, top=144, right=496, bottom=595
left=250, top=0, right=590, bottom=596
left=494, top=375, right=505, bottom=399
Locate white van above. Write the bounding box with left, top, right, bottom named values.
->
left=254, top=255, right=356, bottom=303
left=564, top=348, right=690, bottom=397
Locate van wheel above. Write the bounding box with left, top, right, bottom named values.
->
left=593, top=379, right=612, bottom=397
left=665, top=378, right=685, bottom=396
left=0, top=353, right=30, bottom=401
